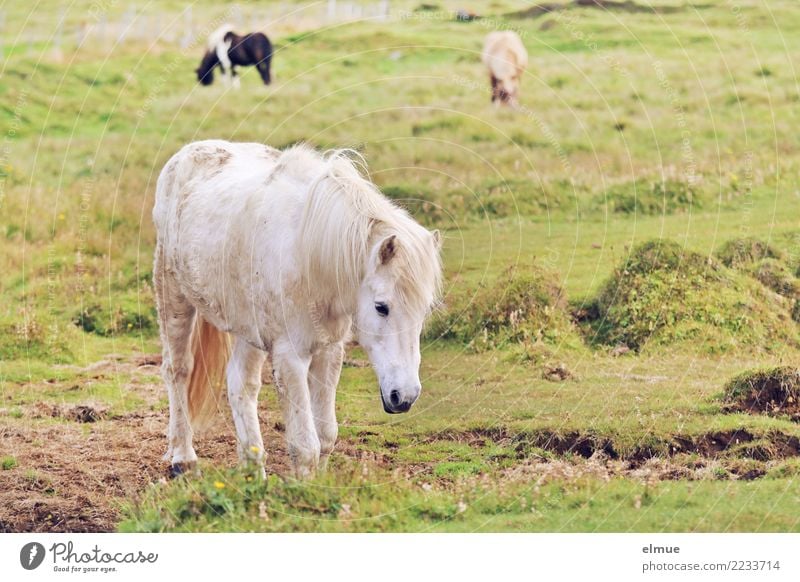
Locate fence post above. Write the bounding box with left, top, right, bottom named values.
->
left=76, top=19, right=88, bottom=47
left=118, top=5, right=134, bottom=43
left=180, top=6, right=192, bottom=49
left=99, top=13, right=107, bottom=42
left=52, top=9, right=64, bottom=60
left=327, top=0, right=337, bottom=20
left=379, top=0, right=390, bottom=21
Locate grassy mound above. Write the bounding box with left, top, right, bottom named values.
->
left=427, top=265, right=578, bottom=354
left=584, top=240, right=797, bottom=352
left=750, top=258, right=800, bottom=300
left=717, top=239, right=800, bottom=323
left=723, top=367, right=800, bottom=421
left=597, top=179, right=702, bottom=216
left=716, top=237, right=783, bottom=268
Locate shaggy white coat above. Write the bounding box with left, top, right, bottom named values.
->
left=482, top=31, right=528, bottom=107
left=153, top=140, right=442, bottom=478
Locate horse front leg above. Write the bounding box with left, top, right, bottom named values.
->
left=220, top=65, right=232, bottom=88
left=490, top=75, right=499, bottom=104
left=226, top=337, right=268, bottom=477
left=272, top=340, right=319, bottom=479
left=308, top=342, right=344, bottom=472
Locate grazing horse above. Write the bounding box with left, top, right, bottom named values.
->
left=153, top=140, right=443, bottom=479
left=196, top=24, right=273, bottom=88
left=482, top=31, right=528, bottom=107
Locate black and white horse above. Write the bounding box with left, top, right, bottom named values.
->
left=196, top=24, right=273, bottom=88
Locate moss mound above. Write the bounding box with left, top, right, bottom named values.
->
left=716, top=237, right=783, bottom=268
left=723, top=367, right=800, bottom=421
left=427, top=265, right=577, bottom=352
left=584, top=239, right=797, bottom=352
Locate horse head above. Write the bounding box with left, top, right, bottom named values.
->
left=355, top=230, right=442, bottom=414
left=196, top=51, right=217, bottom=85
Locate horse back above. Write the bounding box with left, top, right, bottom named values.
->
left=229, top=32, right=273, bottom=66
left=154, top=140, right=281, bottom=233
left=153, top=140, right=294, bottom=341
left=482, top=31, right=527, bottom=79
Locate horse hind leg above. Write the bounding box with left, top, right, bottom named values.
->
left=257, top=61, right=271, bottom=85
left=154, top=247, right=199, bottom=476
left=226, top=337, right=267, bottom=477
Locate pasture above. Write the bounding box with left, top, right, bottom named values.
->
left=2, top=0, right=800, bottom=532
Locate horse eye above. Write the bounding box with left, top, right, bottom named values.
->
left=375, top=302, right=389, bottom=317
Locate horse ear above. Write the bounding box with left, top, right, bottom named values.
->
left=379, top=235, right=398, bottom=265
left=431, top=229, right=443, bottom=250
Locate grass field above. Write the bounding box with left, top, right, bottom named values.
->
left=2, top=0, right=800, bottom=532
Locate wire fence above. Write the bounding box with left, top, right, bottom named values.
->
left=0, top=0, right=393, bottom=59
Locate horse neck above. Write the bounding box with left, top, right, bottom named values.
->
left=303, top=227, right=384, bottom=320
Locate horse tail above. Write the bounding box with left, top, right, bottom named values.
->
left=186, top=316, right=232, bottom=430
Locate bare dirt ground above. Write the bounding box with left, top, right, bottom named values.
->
left=0, top=357, right=292, bottom=532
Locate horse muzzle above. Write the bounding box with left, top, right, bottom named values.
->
left=380, top=386, right=420, bottom=414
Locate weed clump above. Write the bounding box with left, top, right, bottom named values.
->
left=427, top=265, right=576, bottom=353
left=583, top=239, right=797, bottom=352
left=0, top=310, right=74, bottom=362
left=723, top=367, right=800, bottom=421
left=73, top=301, right=155, bottom=337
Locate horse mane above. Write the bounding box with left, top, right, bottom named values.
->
left=287, top=145, right=442, bottom=314
left=207, top=23, right=235, bottom=51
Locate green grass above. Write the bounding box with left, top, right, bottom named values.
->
left=120, top=461, right=800, bottom=532
left=2, top=0, right=800, bottom=532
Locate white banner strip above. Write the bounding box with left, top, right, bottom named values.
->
left=1, top=534, right=798, bottom=581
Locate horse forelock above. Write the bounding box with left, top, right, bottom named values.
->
left=292, top=145, right=442, bottom=314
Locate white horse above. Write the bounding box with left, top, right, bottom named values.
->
left=152, top=140, right=443, bottom=479
left=482, top=31, right=528, bottom=107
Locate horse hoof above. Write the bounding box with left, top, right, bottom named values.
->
left=168, top=461, right=197, bottom=479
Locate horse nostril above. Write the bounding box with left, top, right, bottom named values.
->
left=389, top=389, right=401, bottom=407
